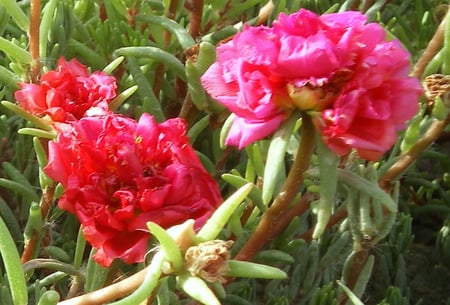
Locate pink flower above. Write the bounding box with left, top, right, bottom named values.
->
left=201, top=26, right=289, bottom=148
left=44, top=113, right=222, bottom=266
left=201, top=9, right=422, bottom=160
left=317, top=36, right=422, bottom=160
left=14, top=57, right=116, bottom=124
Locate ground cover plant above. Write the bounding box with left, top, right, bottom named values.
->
left=0, top=0, right=449, bottom=304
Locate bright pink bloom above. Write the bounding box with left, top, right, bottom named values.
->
left=201, top=26, right=289, bottom=148
left=14, top=57, right=116, bottom=123
left=316, top=32, right=422, bottom=160
left=44, top=113, right=222, bottom=266
left=201, top=9, right=422, bottom=160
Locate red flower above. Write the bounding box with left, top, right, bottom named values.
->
left=44, top=113, right=222, bottom=266
left=14, top=57, right=116, bottom=123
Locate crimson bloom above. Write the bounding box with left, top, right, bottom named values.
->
left=44, top=113, right=222, bottom=266
left=201, top=9, right=422, bottom=160
left=14, top=57, right=116, bottom=124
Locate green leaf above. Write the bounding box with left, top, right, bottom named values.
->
left=0, top=65, right=19, bottom=90
left=227, top=260, right=287, bottom=279
left=312, top=135, right=339, bottom=239
left=221, top=173, right=266, bottom=213
left=197, top=183, right=253, bottom=241
left=0, top=37, right=31, bottom=64
left=135, top=15, right=195, bottom=49
left=115, top=47, right=186, bottom=81
left=147, top=222, right=183, bottom=272
left=37, top=290, right=60, bottom=305
left=84, top=249, right=109, bottom=293
left=109, top=85, right=138, bottom=111
left=126, top=56, right=165, bottom=122
left=0, top=178, right=39, bottom=203
left=103, top=56, right=125, bottom=74
left=177, top=274, right=221, bottom=305
left=1, top=101, right=53, bottom=131
left=0, top=216, right=28, bottom=305
left=40, top=0, right=59, bottom=58
left=220, top=113, right=235, bottom=149
left=306, top=168, right=397, bottom=212
left=337, top=280, right=364, bottom=305
left=262, top=114, right=298, bottom=205
left=0, top=0, right=29, bottom=32
left=18, top=128, right=56, bottom=139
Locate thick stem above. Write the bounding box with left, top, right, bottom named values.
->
left=58, top=252, right=165, bottom=305
left=189, top=0, right=203, bottom=38
left=20, top=235, right=38, bottom=264
left=379, top=115, right=450, bottom=191
left=272, top=194, right=310, bottom=236
left=412, top=7, right=450, bottom=78
left=361, top=0, right=375, bottom=13
left=234, top=114, right=316, bottom=261
left=178, top=94, right=196, bottom=123
left=58, top=266, right=149, bottom=305
left=29, top=0, right=41, bottom=82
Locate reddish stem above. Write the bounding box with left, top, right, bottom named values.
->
left=58, top=266, right=150, bottom=305
left=29, top=0, right=41, bottom=82
left=189, top=0, right=203, bottom=38
left=412, top=7, right=449, bottom=79
left=234, top=114, right=316, bottom=261
left=379, top=115, right=450, bottom=191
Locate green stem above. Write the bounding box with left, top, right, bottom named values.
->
left=23, top=258, right=84, bottom=279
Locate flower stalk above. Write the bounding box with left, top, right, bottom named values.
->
left=234, top=114, right=316, bottom=261
left=413, top=6, right=450, bottom=78
left=29, top=0, right=41, bottom=82
left=57, top=256, right=162, bottom=305
left=379, top=114, right=450, bottom=191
